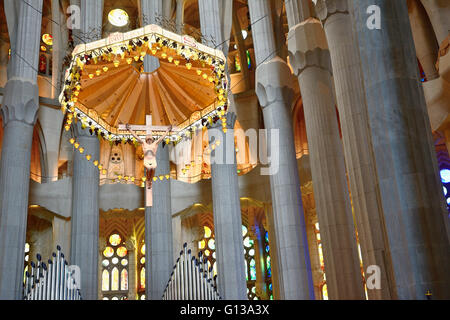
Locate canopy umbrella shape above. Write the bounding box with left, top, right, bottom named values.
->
left=60, top=24, right=256, bottom=184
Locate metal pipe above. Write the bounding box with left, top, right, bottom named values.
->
left=187, top=250, right=193, bottom=300
left=59, top=253, right=65, bottom=300
left=46, top=259, right=52, bottom=300
left=55, top=248, right=61, bottom=300
left=37, top=256, right=43, bottom=300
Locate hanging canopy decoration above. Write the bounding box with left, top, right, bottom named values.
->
left=59, top=24, right=229, bottom=144
left=59, top=24, right=257, bottom=184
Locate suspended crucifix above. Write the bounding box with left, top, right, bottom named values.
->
left=59, top=24, right=230, bottom=208
left=119, top=116, right=177, bottom=207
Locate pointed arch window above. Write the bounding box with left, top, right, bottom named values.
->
left=101, top=232, right=129, bottom=300
left=138, top=241, right=146, bottom=300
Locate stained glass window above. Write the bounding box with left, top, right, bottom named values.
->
left=111, top=268, right=119, bottom=291
left=138, top=241, right=146, bottom=299
left=109, top=234, right=122, bottom=246
left=121, top=269, right=128, bottom=290
left=102, top=232, right=129, bottom=300
left=198, top=225, right=216, bottom=277
left=440, top=169, right=450, bottom=215
left=117, top=246, right=127, bottom=257
left=246, top=50, right=252, bottom=69
left=102, top=270, right=110, bottom=291
left=315, top=223, right=327, bottom=300
left=263, top=231, right=273, bottom=298
left=235, top=55, right=241, bottom=72
left=23, top=242, right=31, bottom=285
left=198, top=224, right=273, bottom=300
left=103, top=247, right=114, bottom=258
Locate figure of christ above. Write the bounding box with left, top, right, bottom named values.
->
left=126, top=123, right=172, bottom=189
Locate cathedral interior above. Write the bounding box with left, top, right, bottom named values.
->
left=0, top=0, right=449, bottom=301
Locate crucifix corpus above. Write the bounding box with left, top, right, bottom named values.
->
left=119, top=115, right=178, bottom=207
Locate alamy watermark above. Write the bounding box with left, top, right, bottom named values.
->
left=366, top=5, right=381, bottom=30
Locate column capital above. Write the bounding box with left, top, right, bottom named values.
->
left=1, top=79, right=39, bottom=126
left=287, top=18, right=332, bottom=76
left=315, top=0, right=349, bottom=24
left=255, top=57, right=296, bottom=107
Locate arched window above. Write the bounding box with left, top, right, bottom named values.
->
left=198, top=224, right=273, bottom=300
left=263, top=231, right=273, bottom=300
left=440, top=169, right=450, bottom=215
left=138, top=241, right=146, bottom=300
left=242, top=225, right=257, bottom=299
left=198, top=226, right=217, bottom=276
left=315, top=223, right=328, bottom=300
left=23, top=243, right=31, bottom=284
left=101, top=233, right=129, bottom=300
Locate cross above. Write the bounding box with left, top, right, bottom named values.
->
left=118, top=115, right=178, bottom=136
left=118, top=115, right=179, bottom=207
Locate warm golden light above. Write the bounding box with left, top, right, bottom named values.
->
left=42, top=34, right=53, bottom=46
left=108, top=9, right=129, bottom=27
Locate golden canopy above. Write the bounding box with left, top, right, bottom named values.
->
left=60, top=25, right=256, bottom=183
left=60, top=24, right=228, bottom=140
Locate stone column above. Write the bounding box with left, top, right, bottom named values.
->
left=0, top=0, right=43, bottom=300
left=248, top=0, right=314, bottom=300
left=175, top=0, right=185, bottom=34
left=51, top=0, right=64, bottom=98
left=141, top=0, right=163, bottom=72
left=80, top=0, right=103, bottom=42
left=286, top=15, right=365, bottom=300
left=315, top=0, right=393, bottom=299
left=140, top=0, right=174, bottom=300
left=145, top=144, right=173, bottom=299
left=208, top=113, right=247, bottom=300
left=350, top=0, right=450, bottom=299
left=198, top=0, right=247, bottom=299
left=69, top=0, right=103, bottom=301
left=70, top=123, right=100, bottom=300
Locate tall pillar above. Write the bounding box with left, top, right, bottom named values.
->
left=70, top=123, right=100, bottom=300
left=198, top=0, right=247, bottom=300
left=0, top=0, right=43, bottom=300
left=80, top=0, right=103, bottom=42
left=208, top=113, right=247, bottom=300
left=350, top=0, right=450, bottom=299
left=248, top=0, right=314, bottom=300
left=175, top=0, right=185, bottom=34
left=140, top=0, right=174, bottom=300
left=145, top=144, right=173, bottom=300
left=285, top=3, right=364, bottom=299
left=141, top=0, right=163, bottom=72
left=315, top=0, right=393, bottom=299
left=69, top=0, right=103, bottom=300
